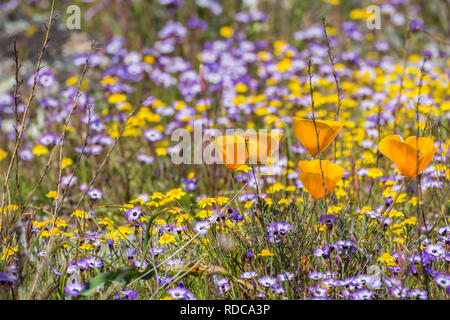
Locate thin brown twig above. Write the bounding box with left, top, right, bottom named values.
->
left=322, top=17, right=342, bottom=121
left=25, top=43, right=96, bottom=300
left=307, top=59, right=328, bottom=213
left=12, top=38, right=23, bottom=212
left=0, top=0, right=56, bottom=237
left=419, top=27, right=450, bottom=46
left=35, top=106, right=93, bottom=300
left=414, top=57, right=431, bottom=295
left=21, top=41, right=97, bottom=211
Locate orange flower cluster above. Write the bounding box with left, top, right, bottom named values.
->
left=293, top=118, right=344, bottom=199
left=214, top=122, right=437, bottom=200
left=214, top=131, right=283, bottom=169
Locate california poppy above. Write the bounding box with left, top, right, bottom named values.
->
left=298, top=159, right=345, bottom=199
left=378, top=135, right=437, bottom=178
left=293, top=118, right=343, bottom=155
left=238, top=131, right=283, bottom=165
left=213, top=135, right=249, bottom=170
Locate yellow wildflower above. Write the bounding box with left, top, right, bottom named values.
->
left=46, top=190, right=58, bottom=199
left=219, top=26, right=234, bottom=38
left=33, top=144, right=49, bottom=156
left=159, top=233, right=177, bottom=245
left=257, top=249, right=274, bottom=257
left=1, top=247, right=17, bottom=260
left=61, top=157, right=73, bottom=169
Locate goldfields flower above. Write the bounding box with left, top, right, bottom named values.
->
left=0, top=149, right=7, bottom=161
left=378, top=135, right=437, bottom=178
left=293, top=118, right=343, bottom=155
left=219, top=26, right=234, bottom=38
left=238, top=131, right=283, bottom=164
left=257, top=249, right=274, bottom=257
left=213, top=135, right=249, bottom=170
left=46, top=190, right=58, bottom=199
left=297, top=159, right=345, bottom=199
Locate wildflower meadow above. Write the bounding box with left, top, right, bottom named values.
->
left=0, top=0, right=449, bottom=303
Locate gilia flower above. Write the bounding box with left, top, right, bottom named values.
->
left=213, top=135, right=249, bottom=170
left=293, top=118, right=343, bottom=155
left=238, top=131, right=283, bottom=164
left=378, top=135, right=437, bottom=178
left=298, top=159, right=345, bottom=199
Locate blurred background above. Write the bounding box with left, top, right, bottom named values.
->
left=0, top=0, right=448, bottom=93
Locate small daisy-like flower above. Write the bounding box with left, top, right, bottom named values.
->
left=364, top=210, right=382, bottom=220
left=194, top=220, right=211, bottom=235
left=61, top=175, right=77, bottom=188
left=271, top=285, right=286, bottom=295
left=165, top=258, right=184, bottom=266
left=433, top=273, right=450, bottom=289
left=257, top=276, right=277, bottom=288
left=181, top=178, right=199, bottom=191
left=308, top=284, right=328, bottom=297
left=278, top=272, right=294, bottom=282
left=0, top=93, right=13, bottom=106
left=76, top=259, right=89, bottom=271
left=155, top=275, right=173, bottom=286
left=87, top=188, right=103, bottom=200
left=137, top=154, right=154, bottom=164
left=308, top=270, right=324, bottom=281
left=85, top=256, right=103, bottom=269
left=64, top=281, right=86, bottom=297
left=105, top=36, right=125, bottom=55
left=149, top=247, right=166, bottom=256
left=273, top=222, right=292, bottom=235
left=115, top=290, right=139, bottom=300
left=0, top=272, right=17, bottom=285
left=133, top=259, right=149, bottom=269
left=143, top=129, right=163, bottom=143
left=424, top=244, right=445, bottom=258
left=39, top=133, right=58, bottom=146
left=240, top=271, right=258, bottom=279
left=125, top=206, right=142, bottom=222
left=319, top=214, right=338, bottom=226
left=167, top=286, right=188, bottom=300
left=217, top=283, right=231, bottom=294
left=19, top=149, right=34, bottom=161
left=66, top=264, right=78, bottom=275
left=313, top=246, right=331, bottom=258
left=37, top=70, right=56, bottom=88
left=408, top=288, right=428, bottom=300
left=350, top=289, right=374, bottom=300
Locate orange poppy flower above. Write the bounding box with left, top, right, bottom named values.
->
left=293, top=118, right=343, bottom=155
left=298, top=159, right=345, bottom=199
left=238, top=131, right=283, bottom=164
left=213, top=135, right=249, bottom=170
left=378, top=135, right=437, bottom=178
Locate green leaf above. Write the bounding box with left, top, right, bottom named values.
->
left=80, top=266, right=155, bottom=296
